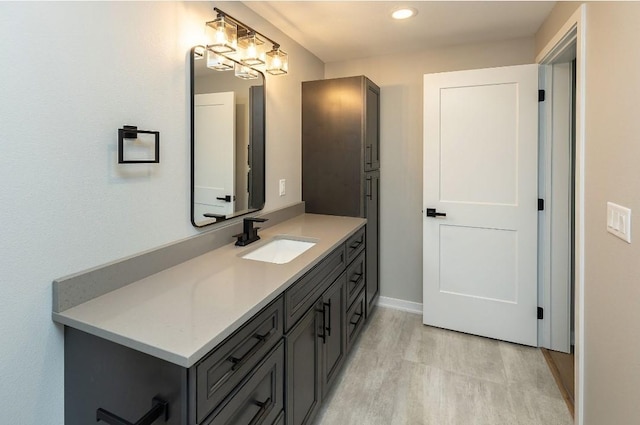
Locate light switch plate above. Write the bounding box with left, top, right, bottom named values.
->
left=607, top=202, right=631, bottom=243
left=279, top=179, right=286, bottom=196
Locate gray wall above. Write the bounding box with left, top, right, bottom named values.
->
left=535, top=1, right=582, bottom=54
left=0, top=2, right=322, bottom=424
left=582, top=6, right=640, bottom=420
left=325, top=37, right=536, bottom=303
left=538, top=2, right=640, bottom=423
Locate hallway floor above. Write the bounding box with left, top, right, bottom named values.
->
left=314, top=307, right=573, bottom=425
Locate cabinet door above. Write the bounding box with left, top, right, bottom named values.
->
left=321, top=273, right=346, bottom=398
left=286, top=302, right=322, bottom=425
left=365, top=170, right=380, bottom=316
left=364, top=78, right=380, bottom=172
left=302, top=77, right=363, bottom=217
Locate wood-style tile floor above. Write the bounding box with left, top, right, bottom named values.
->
left=314, top=307, right=573, bottom=425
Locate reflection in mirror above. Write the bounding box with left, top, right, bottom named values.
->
left=190, top=46, right=265, bottom=228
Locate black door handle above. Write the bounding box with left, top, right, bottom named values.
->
left=216, top=195, right=233, bottom=202
left=426, top=208, right=446, bottom=218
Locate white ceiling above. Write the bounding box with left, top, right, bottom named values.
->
left=244, top=1, right=556, bottom=63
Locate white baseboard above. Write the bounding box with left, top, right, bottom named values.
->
left=377, top=296, right=423, bottom=315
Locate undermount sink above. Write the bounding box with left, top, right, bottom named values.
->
left=241, top=236, right=317, bottom=264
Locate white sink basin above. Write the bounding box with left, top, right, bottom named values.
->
left=242, top=237, right=317, bottom=264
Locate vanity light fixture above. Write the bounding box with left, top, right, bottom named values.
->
left=238, top=31, right=266, bottom=66
left=391, top=7, right=418, bottom=20
left=235, top=63, right=259, bottom=80
left=206, top=49, right=234, bottom=71
left=265, top=46, right=289, bottom=75
left=205, top=13, right=237, bottom=54
left=207, top=7, right=289, bottom=77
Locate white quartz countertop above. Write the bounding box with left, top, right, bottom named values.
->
left=53, top=214, right=366, bottom=368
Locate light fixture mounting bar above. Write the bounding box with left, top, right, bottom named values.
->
left=213, top=7, right=279, bottom=48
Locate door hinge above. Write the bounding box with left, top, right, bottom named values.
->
left=537, top=307, right=544, bottom=320
left=538, top=89, right=546, bottom=102
left=538, top=199, right=544, bottom=211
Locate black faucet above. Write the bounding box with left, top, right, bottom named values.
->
left=234, top=217, right=268, bottom=246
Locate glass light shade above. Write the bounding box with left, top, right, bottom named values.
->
left=206, top=49, right=234, bottom=71
left=205, top=16, right=237, bottom=54
left=234, top=63, right=259, bottom=80
left=238, top=32, right=266, bottom=66
left=266, top=48, right=288, bottom=75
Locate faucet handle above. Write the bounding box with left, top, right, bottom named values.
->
left=245, top=217, right=268, bottom=223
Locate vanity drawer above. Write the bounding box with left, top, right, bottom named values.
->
left=346, top=289, right=366, bottom=353
left=204, top=341, right=284, bottom=425
left=345, top=227, right=365, bottom=265
left=196, top=297, right=284, bottom=423
left=284, top=245, right=346, bottom=331
left=345, top=252, right=365, bottom=310
left=273, top=410, right=285, bottom=425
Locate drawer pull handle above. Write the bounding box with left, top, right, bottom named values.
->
left=316, top=305, right=326, bottom=344
left=349, top=240, right=363, bottom=250
left=349, top=272, right=363, bottom=284
left=96, top=397, right=168, bottom=425
left=350, top=311, right=364, bottom=327
left=324, top=300, right=332, bottom=337
left=248, top=397, right=272, bottom=425
left=228, top=330, right=274, bottom=371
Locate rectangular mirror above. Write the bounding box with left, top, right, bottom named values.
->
left=190, top=46, right=265, bottom=228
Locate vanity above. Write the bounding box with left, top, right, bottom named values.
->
left=54, top=10, right=379, bottom=424
left=54, top=213, right=369, bottom=425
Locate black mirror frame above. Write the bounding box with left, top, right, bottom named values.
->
left=189, top=46, right=266, bottom=228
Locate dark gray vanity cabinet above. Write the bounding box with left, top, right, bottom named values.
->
left=65, top=296, right=286, bottom=425
left=364, top=170, right=380, bottom=315
left=302, top=75, right=381, bottom=317
left=64, top=226, right=368, bottom=425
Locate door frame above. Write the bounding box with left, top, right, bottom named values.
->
left=536, top=5, right=586, bottom=425
left=538, top=60, right=574, bottom=353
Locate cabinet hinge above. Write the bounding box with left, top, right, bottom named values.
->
left=538, top=89, right=546, bottom=102
left=538, top=199, right=544, bottom=211
left=537, top=307, right=544, bottom=320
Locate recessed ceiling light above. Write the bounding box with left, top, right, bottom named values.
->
left=391, top=8, right=417, bottom=20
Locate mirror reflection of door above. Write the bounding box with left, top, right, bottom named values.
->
left=194, top=92, right=236, bottom=218
left=191, top=46, right=265, bottom=228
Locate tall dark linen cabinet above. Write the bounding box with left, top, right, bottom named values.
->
left=302, top=76, right=380, bottom=315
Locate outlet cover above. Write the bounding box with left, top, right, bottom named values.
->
left=279, top=179, right=286, bottom=196
left=607, top=202, right=631, bottom=243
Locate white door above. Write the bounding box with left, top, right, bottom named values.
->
left=423, top=64, right=539, bottom=346
left=194, top=92, right=236, bottom=219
